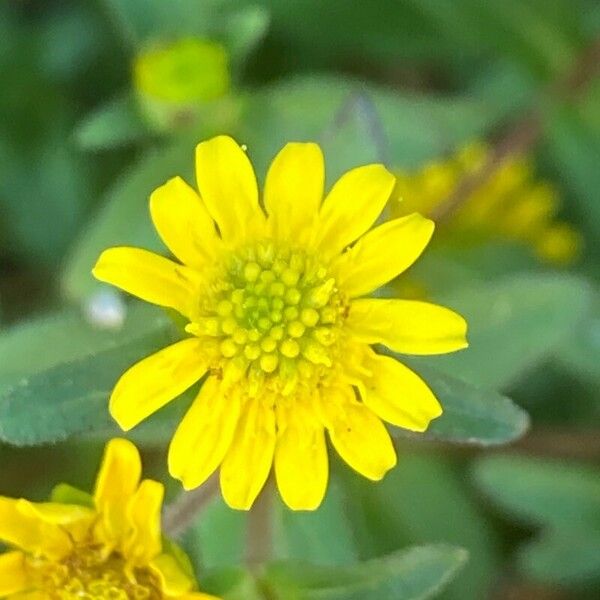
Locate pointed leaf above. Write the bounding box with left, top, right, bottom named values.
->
left=264, top=545, right=468, bottom=600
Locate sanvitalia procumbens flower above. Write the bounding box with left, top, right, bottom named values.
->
left=0, top=438, right=218, bottom=599
left=93, top=136, right=468, bottom=511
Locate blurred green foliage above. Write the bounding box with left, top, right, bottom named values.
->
left=0, top=0, right=599, bottom=598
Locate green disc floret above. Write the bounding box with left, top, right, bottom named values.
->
left=202, top=242, right=346, bottom=384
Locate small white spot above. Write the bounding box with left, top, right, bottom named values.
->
left=84, top=290, right=127, bottom=330
left=241, top=144, right=248, bottom=152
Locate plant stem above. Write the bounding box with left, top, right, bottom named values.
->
left=431, top=37, right=600, bottom=223
left=245, top=480, right=274, bottom=568
left=162, top=475, right=219, bottom=538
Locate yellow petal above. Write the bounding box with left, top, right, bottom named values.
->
left=124, top=479, right=164, bottom=566
left=333, top=213, right=434, bottom=297
left=264, top=142, right=324, bottom=241
left=17, top=501, right=94, bottom=543
left=94, top=438, right=141, bottom=544
left=316, top=164, right=395, bottom=258
left=0, top=552, right=27, bottom=595
left=150, top=176, right=223, bottom=268
left=110, top=338, right=207, bottom=431
left=274, top=402, right=328, bottom=511
left=180, top=594, right=222, bottom=600
left=18, top=501, right=93, bottom=525
left=195, top=135, right=264, bottom=244
left=150, top=553, right=194, bottom=596
left=360, top=351, right=442, bottom=431
left=93, top=247, right=201, bottom=320
left=347, top=298, right=468, bottom=355
left=321, top=387, right=396, bottom=481
left=169, top=377, right=241, bottom=490
left=0, top=498, right=72, bottom=560
left=220, top=397, right=276, bottom=510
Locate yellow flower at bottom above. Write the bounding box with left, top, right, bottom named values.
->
left=0, top=439, right=218, bottom=600
left=93, top=135, right=468, bottom=511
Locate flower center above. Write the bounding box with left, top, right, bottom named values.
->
left=27, top=546, right=161, bottom=600
left=195, top=242, right=347, bottom=394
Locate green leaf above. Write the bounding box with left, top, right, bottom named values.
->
left=396, top=361, right=529, bottom=446
left=101, top=0, right=218, bottom=46
left=555, top=286, right=600, bottom=386
left=473, top=455, right=600, bottom=531
left=546, top=107, right=600, bottom=246
left=413, top=0, right=577, bottom=77
left=202, top=567, right=264, bottom=600
left=263, top=545, right=468, bottom=600
left=0, top=304, right=167, bottom=386
left=273, top=477, right=359, bottom=565
left=318, top=93, right=389, bottom=184
left=221, top=5, right=270, bottom=71
left=340, top=455, right=499, bottom=600
left=408, top=242, right=539, bottom=298
left=239, top=75, right=499, bottom=174
left=414, top=273, right=593, bottom=390
left=518, top=531, right=600, bottom=585
left=75, top=94, right=151, bottom=150
left=0, top=125, right=93, bottom=267
left=0, top=306, right=177, bottom=445
left=473, top=455, right=600, bottom=585
left=182, top=495, right=247, bottom=570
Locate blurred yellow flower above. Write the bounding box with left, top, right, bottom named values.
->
left=93, top=135, right=468, bottom=511
left=392, top=142, right=581, bottom=265
left=0, top=439, right=218, bottom=599
left=134, top=38, right=230, bottom=130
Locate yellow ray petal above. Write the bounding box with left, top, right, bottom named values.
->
left=359, top=351, right=442, bottom=431
left=17, top=500, right=94, bottom=543
left=0, top=552, right=27, bottom=595
left=150, top=553, right=194, bottom=596
left=0, top=498, right=72, bottom=560
left=94, top=439, right=141, bottom=544
left=169, top=377, right=241, bottom=490
left=347, top=298, right=468, bottom=355
left=264, top=142, right=324, bottom=241
left=333, top=213, right=434, bottom=297
left=110, top=338, right=207, bottom=431
left=274, top=402, right=328, bottom=511
left=220, top=397, right=276, bottom=510
left=316, top=164, right=395, bottom=258
left=150, top=176, right=223, bottom=268
left=195, top=135, right=264, bottom=244
left=321, top=387, right=396, bottom=481
left=124, top=479, right=164, bottom=566
left=18, top=501, right=93, bottom=525
left=93, top=247, right=202, bottom=320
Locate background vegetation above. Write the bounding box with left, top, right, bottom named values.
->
left=0, top=1, right=599, bottom=598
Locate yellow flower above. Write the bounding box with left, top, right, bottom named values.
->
left=0, top=438, right=218, bottom=600
left=393, top=142, right=582, bottom=265
left=93, top=135, right=468, bottom=511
